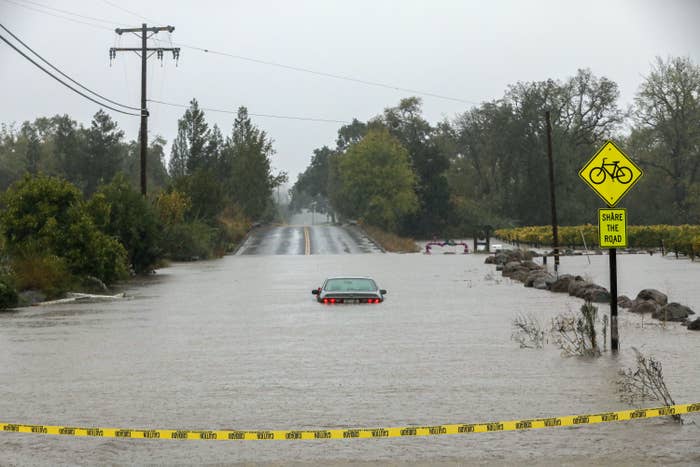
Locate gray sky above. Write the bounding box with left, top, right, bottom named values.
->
left=1, top=0, right=699, bottom=182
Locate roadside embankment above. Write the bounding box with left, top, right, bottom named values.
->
left=358, top=224, right=419, bottom=253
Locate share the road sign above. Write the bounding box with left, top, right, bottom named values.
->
left=599, top=208, right=627, bottom=248
left=579, top=141, right=643, bottom=207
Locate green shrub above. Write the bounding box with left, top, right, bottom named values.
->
left=161, top=221, right=218, bottom=261
left=10, top=252, right=73, bottom=298
left=91, top=174, right=161, bottom=273
left=0, top=174, right=129, bottom=284
left=0, top=276, right=18, bottom=309
left=216, top=204, right=250, bottom=253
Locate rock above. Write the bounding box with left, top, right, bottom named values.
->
left=522, top=250, right=539, bottom=260
left=652, top=302, right=695, bottom=322
left=502, top=261, right=524, bottom=276
left=568, top=279, right=589, bottom=298
left=550, top=274, right=576, bottom=293
left=521, top=260, right=542, bottom=271
left=524, top=270, right=553, bottom=288
left=510, top=269, right=530, bottom=283
left=636, top=289, right=668, bottom=307
left=494, top=252, right=510, bottom=265
left=584, top=287, right=611, bottom=303
left=617, top=295, right=633, bottom=308
left=484, top=256, right=497, bottom=264
left=688, top=318, right=700, bottom=330
left=629, top=299, right=659, bottom=314
left=533, top=273, right=556, bottom=290
left=496, top=264, right=503, bottom=271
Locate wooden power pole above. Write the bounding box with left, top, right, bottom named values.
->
left=545, top=111, right=559, bottom=271
left=110, top=24, right=179, bottom=196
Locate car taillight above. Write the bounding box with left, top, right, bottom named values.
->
left=323, top=298, right=328, bottom=304
left=330, top=298, right=336, bottom=304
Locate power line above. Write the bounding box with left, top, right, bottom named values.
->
left=6, top=0, right=483, bottom=106
left=173, top=42, right=481, bottom=106
left=9, top=0, right=126, bottom=26
left=148, top=99, right=351, bottom=124
left=100, top=0, right=156, bottom=24
left=0, top=31, right=139, bottom=116
left=0, top=0, right=114, bottom=31
left=0, top=23, right=140, bottom=111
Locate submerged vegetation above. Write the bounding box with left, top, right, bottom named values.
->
left=617, top=348, right=682, bottom=423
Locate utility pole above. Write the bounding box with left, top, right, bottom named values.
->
left=110, top=24, right=179, bottom=196
left=545, top=111, right=559, bottom=272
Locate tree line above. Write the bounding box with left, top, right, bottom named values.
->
left=290, top=56, right=700, bottom=237
left=0, top=99, right=286, bottom=306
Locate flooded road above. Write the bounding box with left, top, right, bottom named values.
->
left=1, top=247, right=699, bottom=465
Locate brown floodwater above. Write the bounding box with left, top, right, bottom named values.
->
left=0, top=249, right=698, bottom=465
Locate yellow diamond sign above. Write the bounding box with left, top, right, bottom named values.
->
left=579, top=140, right=643, bottom=207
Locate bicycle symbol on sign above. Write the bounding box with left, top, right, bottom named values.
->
left=588, top=158, right=633, bottom=185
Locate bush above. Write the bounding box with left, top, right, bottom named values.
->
left=91, top=175, right=161, bottom=273
left=10, top=252, right=73, bottom=298
left=0, top=174, right=129, bottom=284
left=0, top=275, right=18, bottom=309
left=161, top=221, right=218, bottom=261
left=216, top=204, right=250, bottom=254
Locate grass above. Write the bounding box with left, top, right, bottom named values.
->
left=361, top=224, right=420, bottom=253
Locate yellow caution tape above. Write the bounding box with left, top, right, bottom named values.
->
left=2, top=403, right=698, bottom=440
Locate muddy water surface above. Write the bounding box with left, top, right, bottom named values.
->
left=0, top=252, right=699, bottom=465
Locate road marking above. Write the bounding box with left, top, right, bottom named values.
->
left=304, top=226, right=310, bottom=255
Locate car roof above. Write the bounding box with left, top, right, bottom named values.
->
left=325, top=276, right=374, bottom=280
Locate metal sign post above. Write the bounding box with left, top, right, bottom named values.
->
left=580, top=142, right=643, bottom=353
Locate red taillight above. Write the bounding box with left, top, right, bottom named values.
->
left=323, top=298, right=328, bottom=304
left=330, top=298, right=336, bottom=304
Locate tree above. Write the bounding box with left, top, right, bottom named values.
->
left=225, top=107, right=285, bottom=219
left=381, top=97, right=451, bottom=236
left=289, top=146, right=334, bottom=214
left=83, top=110, right=125, bottom=194
left=125, top=135, right=170, bottom=192
left=20, top=121, right=41, bottom=174
left=168, top=98, right=210, bottom=176
left=51, top=115, right=84, bottom=184
left=632, top=56, right=700, bottom=223
left=332, top=129, right=418, bottom=231
left=446, top=70, right=624, bottom=227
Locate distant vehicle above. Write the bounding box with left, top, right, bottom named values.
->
left=312, top=277, right=387, bottom=304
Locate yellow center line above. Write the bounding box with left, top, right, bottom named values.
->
left=304, top=226, right=310, bottom=255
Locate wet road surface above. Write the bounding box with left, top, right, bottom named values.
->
left=236, top=224, right=382, bottom=255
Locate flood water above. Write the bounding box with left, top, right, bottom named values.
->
left=1, top=250, right=699, bottom=465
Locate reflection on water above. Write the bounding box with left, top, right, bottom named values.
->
left=0, top=253, right=698, bottom=464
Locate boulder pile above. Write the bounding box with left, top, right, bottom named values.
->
left=487, top=249, right=698, bottom=330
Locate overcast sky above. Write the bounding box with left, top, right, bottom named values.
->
left=1, top=0, right=699, bottom=183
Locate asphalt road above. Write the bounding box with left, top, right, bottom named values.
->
left=235, top=224, right=383, bottom=255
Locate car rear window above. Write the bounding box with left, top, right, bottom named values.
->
left=325, top=278, right=377, bottom=292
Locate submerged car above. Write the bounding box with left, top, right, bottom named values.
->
left=312, top=277, right=387, bottom=304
